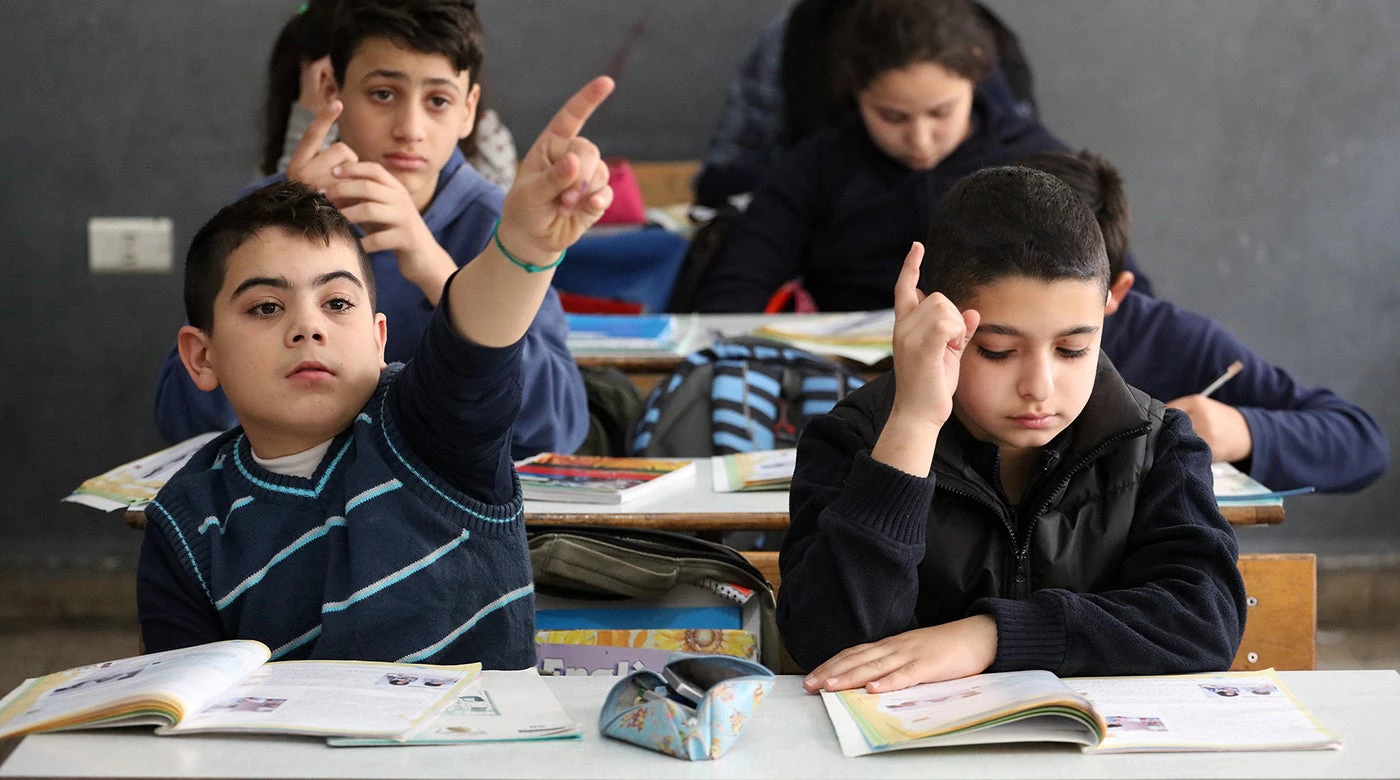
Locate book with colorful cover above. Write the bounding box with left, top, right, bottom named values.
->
left=0, top=640, right=477, bottom=742
left=821, top=669, right=1338, bottom=757
left=752, top=310, right=895, bottom=367
left=516, top=453, right=696, bottom=504
left=565, top=313, right=700, bottom=356
left=711, top=448, right=797, bottom=492
left=536, top=629, right=758, bottom=677
left=1211, top=462, right=1316, bottom=503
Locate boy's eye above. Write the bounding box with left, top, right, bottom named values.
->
left=369, top=88, right=394, bottom=103
left=1057, top=347, right=1091, bottom=359
left=977, top=347, right=1012, bottom=361
left=428, top=95, right=451, bottom=109
left=325, top=297, right=355, bottom=312
left=249, top=301, right=281, bottom=317
left=877, top=111, right=908, bottom=125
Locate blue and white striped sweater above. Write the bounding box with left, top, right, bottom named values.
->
left=145, top=377, right=536, bottom=668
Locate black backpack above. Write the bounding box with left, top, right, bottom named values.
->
left=574, top=365, right=646, bottom=457
left=627, top=337, right=864, bottom=457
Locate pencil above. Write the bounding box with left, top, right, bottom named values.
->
left=1200, top=360, right=1244, bottom=398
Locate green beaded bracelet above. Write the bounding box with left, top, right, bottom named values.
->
left=491, top=220, right=565, bottom=273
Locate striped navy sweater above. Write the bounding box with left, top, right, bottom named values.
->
left=138, top=299, right=536, bottom=668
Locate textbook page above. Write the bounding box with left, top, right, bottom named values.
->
left=0, top=640, right=270, bottom=739
left=711, top=449, right=796, bottom=492
left=1211, top=463, right=1315, bottom=502
left=1069, top=670, right=1339, bottom=753
left=63, top=431, right=221, bottom=512
left=328, top=669, right=581, bottom=746
left=821, top=670, right=1101, bottom=757
left=159, top=660, right=479, bottom=740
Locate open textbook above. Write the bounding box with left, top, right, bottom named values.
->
left=752, top=310, right=895, bottom=367
left=0, top=640, right=478, bottom=741
left=328, top=669, right=581, bottom=746
left=62, top=431, right=221, bottom=512
left=821, top=669, right=1339, bottom=757
left=1211, top=462, right=1316, bottom=502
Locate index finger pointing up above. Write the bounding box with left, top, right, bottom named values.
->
left=540, top=76, right=615, bottom=146
left=289, top=100, right=343, bottom=171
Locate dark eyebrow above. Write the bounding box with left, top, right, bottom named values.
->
left=229, top=271, right=363, bottom=300
left=977, top=323, right=1100, bottom=339
left=314, top=270, right=365, bottom=290
left=364, top=68, right=461, bottom=94
left=230, top=276, right=289, bottom=299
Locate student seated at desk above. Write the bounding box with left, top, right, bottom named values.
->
left=138, top=76, right=617, bottom=665
left=153, top=0, right=587, bottom=460
left=692, top=0, right=1153, bottom=314
left=1022, top=150, right=1388, bottom=493
left=778, top=167, right=1246, bottom=693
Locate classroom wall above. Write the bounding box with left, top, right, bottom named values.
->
left=0, top=0, right=1395, bottom=573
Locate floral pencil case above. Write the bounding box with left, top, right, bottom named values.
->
left=598, top=654, right=775, bottom=760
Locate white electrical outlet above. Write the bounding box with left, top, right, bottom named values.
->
left=88, top=217, right=174, bottom=273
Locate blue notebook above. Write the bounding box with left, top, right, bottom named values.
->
left=567, top=314, right=675, bottom=343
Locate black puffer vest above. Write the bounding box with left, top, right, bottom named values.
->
left=829, top=353, right=1164, bottom=628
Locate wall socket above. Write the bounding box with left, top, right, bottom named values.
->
left=88, top=217, right=173, bottom=273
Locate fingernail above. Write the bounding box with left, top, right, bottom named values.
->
left=316, top=187, right=327, bottom=195
left=332, top=165, right=342, bottom=176
left=868, top=681, right=882, bottom=691
left=579, top=180, right=589, bottom=194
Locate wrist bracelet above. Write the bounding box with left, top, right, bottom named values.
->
left=491, top=220, right=565, bottom=273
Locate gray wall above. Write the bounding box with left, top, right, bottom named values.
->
left=1, top=0, right=1395, bottom=571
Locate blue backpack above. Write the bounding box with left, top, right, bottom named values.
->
left=628, top=337, right=865, bottom=457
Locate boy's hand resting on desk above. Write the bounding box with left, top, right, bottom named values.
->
left=494, top=76, right=617, bottom=264
left=1167, top=394, right=1253, bottom=464
left=803, top=615, right=998, bottom=694
left=872, top=243, right=981, bottom=477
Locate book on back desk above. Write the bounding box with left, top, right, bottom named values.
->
left=515, top=454, right=697, bottom=504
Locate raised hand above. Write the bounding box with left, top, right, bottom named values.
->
left=494, top=76, right=616, bottom=265
left=802, top=615, right=998, bottom=694
left=285, top=101, right=358, bottom=194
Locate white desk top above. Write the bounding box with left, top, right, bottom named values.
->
left=4, top=671, right=1397, bottom=779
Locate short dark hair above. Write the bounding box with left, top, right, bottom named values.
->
left=833, top=0, right=996, bottom=95
left=920, top=166, right=1109, bottom=305
left=329, top=0, right=484, bottom=87
left=184, top=182, right=373, bottom=332
left=1019, top=150, right=1132, bottom=280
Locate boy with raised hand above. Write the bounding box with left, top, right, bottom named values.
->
left=139, top=77, right=617, bottom=666
left=1020, top=149, right=1387, bottom=494
left=778, top=166, right=1245, bottom=693
left=153, top=0, right=587, bottom=460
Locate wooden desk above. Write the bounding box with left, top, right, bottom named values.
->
left=4, top=671, right=1396, bottom=779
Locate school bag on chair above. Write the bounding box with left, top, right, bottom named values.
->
left=573, top=365, right=646, bottom=457
left=628, top=336, right=865, bottom=458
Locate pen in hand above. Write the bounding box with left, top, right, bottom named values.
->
left=1199, top=360, right=1244, bottom=398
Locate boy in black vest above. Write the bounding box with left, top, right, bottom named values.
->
left=779, top=166, right=1246, bottom=693
left=139, top=77, right=615, bottom=666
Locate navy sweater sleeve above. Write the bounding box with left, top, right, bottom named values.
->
left=388, top=277, right=521, bottom=505
left=511, top=287, right=588, bottom=459
left=777, top=414, right=934, bottom=671
left=152, top=344, right=237, bottom=444
left=973, top=409, right=1247, bottom=676
left=693, top=140, right=824, bottom=313
left=137, top=520, right=226, bottom=652
left=1104, top=293, right=1388, bottom=493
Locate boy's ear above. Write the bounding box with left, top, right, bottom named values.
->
left=458, top=82, right=482, bottom=141
left=177, top=325, right=222, bottom=392
left=374, top=312, right=388, bottom=369
left=1104, top=271, right=1135, bottom=316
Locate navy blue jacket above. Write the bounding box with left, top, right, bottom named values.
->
left=152, top=149, right=587, bottom=460
left=1103, top=290, right=1387, bottom=493
left=695, top=75, right=1136, bottom=312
